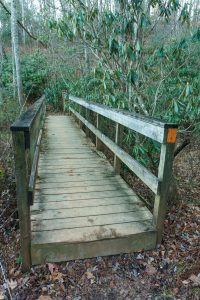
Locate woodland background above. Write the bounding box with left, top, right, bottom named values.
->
left=0, top=0, right=200, bottom=299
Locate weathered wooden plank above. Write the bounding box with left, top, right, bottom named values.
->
left=70, top=108, right=159, bottom=194
left=32, top=219, right=155, bottom=244
left=38, top=167, right=111, bottom=175
left=35, top=178, right=129, bottom=189
left=31, top=203, right=148, bottom=221
left=37, top=172, right=115, bottom=183
left=35, top=175, right=126, bottom=186
left=38, top=169, right=115, bottom=177
left=31, top=231, right=156, bottom=265
left=69, top=95, right=177, bottom=143
left=33, top=189, right=135, bottom=203
left=38, top=161, right=108, bottom=168
left=34, top=182, right=134, bottom=195
left=12, top=131, right=31, bottom=271
left=31, top=195, right=140, bottom=211
left=40, top=150, right=93, bottom=155
left=31, top=210, right=152, bottom=231
left=39, top=152, right=101, bottom=160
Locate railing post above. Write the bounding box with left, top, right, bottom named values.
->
left=85, top=108, right=89, bottom=137
left=62, top=90, right=69, bottom=114
left=78, top=105, right=82, bottom=128
left=153, top=128, right=177, bottom=243
left=96, top=113, right=103, bottom=151
left=12, top=131, right=31, bottom=271
left=114, top=123, right=122, bottom=174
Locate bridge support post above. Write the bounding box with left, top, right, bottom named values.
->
left=12, top=131, right=31, bottom=271
left=78, top=106, right=82, bottom=128
left=96, top=113, right=103, bottom=151
left=114, top=123, right=122, bottom=174
left=85, top=108, right=90, bottom=137
left=153, top=142, right=175, bottom=243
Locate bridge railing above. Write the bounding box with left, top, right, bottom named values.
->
left=10, top=95, right=46, bottom=270
left=64, top=93, right=178, bottom=244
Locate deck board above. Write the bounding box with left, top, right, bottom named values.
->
left=31, top=115, right=156, bottom=264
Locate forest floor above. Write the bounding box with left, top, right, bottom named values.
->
left=0, top=134, right=200, bottom=300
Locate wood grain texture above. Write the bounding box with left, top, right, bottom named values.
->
left=31, top=231, right=157, bottom=265
left=12, top=131, right=31, bottom=271
left=31, top=115, right=156, bottom=264
left=68, top=95, right=177, bottom=143
left=70, top=108, right=159, bottom=194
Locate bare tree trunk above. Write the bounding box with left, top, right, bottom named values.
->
left=21, top=0, right=26, bottom=45
left=0, top=30, right=4, bottom=104
left=12, top=43, right=17, bottom=99
left=11, top=0, right=24, bottom=106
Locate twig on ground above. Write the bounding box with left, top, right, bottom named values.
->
left=0, top=209, right=17, bottom=230
left=0, top=259, right=13, bottom=300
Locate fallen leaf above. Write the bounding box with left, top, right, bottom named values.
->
left=0, top=291, right=5, bottom=300
left=37, top=296, right=52, bottom=300
left=42, top=287, right=48, bottom=293
left=9, top=268, right=15, bottom=276
left=51, top=271, right=63, bottom=282
left=8, top=279, right=17, bottom=290
left=145, top=264, right=157, bottom=275
left=172, top=288, right=179, bottom=295
left=47, top=263, right=58, bottom=274
left=85, top=271, right=95, bottom=280
left=189, top=274, right=200, bottom=285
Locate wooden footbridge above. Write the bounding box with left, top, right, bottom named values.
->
left=11, top=95, right=177, bottom=271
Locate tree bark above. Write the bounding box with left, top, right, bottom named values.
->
left=11, top=0, right=24, bottom=106
left=20, top=0, right=26, bottom=45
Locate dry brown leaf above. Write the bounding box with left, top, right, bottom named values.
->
left=145, top=264, right=157, bottom=275
left=47, top=263, right=58, bottom=274
left=85, top=271, right=95, bottom=280
left=8, top=279, right=17, bottom=290
left=9, top=268, right=15, bottom=276
left=0, top=291, right=5, bottom=300
left=37, top=296, right=52, bottom=300
left=51, top=271, right=63, bottom=281
left=189, top=274, right=200, bottom=285
left=172, top=288, right=179, bottom=295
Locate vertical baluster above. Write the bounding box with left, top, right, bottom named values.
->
left=114, top=123, right=122, bottom=174
left=96, top=113, right=102, bottom=150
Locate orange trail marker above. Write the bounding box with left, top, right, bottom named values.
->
left=167, top=128, right=177, bottom=143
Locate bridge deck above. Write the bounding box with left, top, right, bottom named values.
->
left=31, top=116, right=156, bottom=264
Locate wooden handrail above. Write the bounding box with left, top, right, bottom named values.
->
left=10, top=95, right=46, bottom=271
left=67, top=93, right=178, bottom=244
left=70, top=107, right=160, bottom=194
left=68, top=95, right=178, bottom=143
left=11, top=95, right=45, bottom=131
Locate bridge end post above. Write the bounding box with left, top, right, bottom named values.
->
left=153, top=127, right=177, bottom=244
left=11, top=130, right=31, bottom=272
